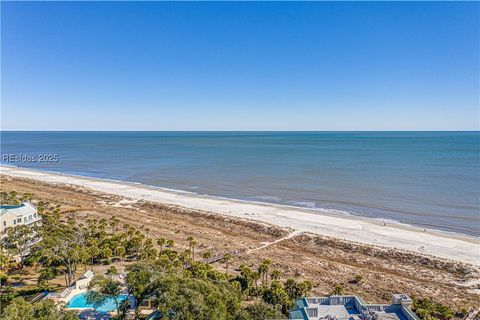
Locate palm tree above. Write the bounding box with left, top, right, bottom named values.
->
left=332, top=283, right=344, bottom=296
left=202, top=251, right=211, bottom=261
left=102, top=247, right=113, bottom=264
left=89, top=243, right=100, bottom=270
left=131, top=235, right=143, bottom=260
left=86, top=276, right=123, bottom=316
left=261, top=259, right=271, bottom=285
left=252, top=271, right=260, bottom=293
left=157, top=238, right=166, bottom=254
left=188, top=237, right=197, bottom=261
left=140, top=239, right=157, bottom=261
left=117, top=246, right=126, bottom=261
left=270, top=269, right=281, bottom=281
left=99, top=218, right=108, bottom=232
left=257, top=259, right=271, bottom=286
left=239, top=264, right=255, bottom=299
left=181, top=250, right=191, bottom=269
left=166, top=239, right=174, bottom=248
left=110, top=217, right=120, bottom=232
left=258, top=264, right=267, bottom=287
left=222, top=253, right=232, bottom=275
left=299, top=280, right=312, bottom=297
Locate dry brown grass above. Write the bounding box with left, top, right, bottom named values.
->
left=1, top=175, right=478, bottom=310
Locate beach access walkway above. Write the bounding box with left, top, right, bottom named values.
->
left=247, top=230, right=303, bottom=253
left=200, top=230, right=302, bottom=265
left=3, top=165, right=478, bottom=265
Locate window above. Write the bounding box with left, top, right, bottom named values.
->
left=3, top=221, right=6, bottom=227
left=307, top=308, right=318, bottom=317
left=13, top=220, right=16, bottom=225
left=17, top=218, right=21, bottom=223
left=28, top=215, right=32, bottom=221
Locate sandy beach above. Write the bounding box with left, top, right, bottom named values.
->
left=2, top=165, right=479, bottom=309
left=1, top=165, right=478, bottom=265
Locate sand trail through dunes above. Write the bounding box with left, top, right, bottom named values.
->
left=1, top=165, right=479, bottom=265
left=248, top=230, right=303, bottom=253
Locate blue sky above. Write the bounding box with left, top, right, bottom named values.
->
left=1, top=2, right=478, bottom=131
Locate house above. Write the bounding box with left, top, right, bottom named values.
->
left=289, top=294, right=419, bottom=320
left=0, top=202, right=41, bottom=235
left=75, top=270, right=94, bottom=290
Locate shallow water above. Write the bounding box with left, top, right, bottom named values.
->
left=1, top=131, right=479, bottom=236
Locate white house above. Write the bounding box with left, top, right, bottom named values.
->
left=0, top=202, right=41, bottom=235
left=75, top=270, right=94, bottom=290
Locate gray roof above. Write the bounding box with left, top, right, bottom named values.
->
left=289, top=294, right=419, bottom=320
left=315, top=305, right=351, bottom=319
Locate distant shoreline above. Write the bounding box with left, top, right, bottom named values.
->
left=1, top=164, right=479, bottom=265
left=2, top=131, right=479, bottom=236
left=0, top=164, right=475, bottom=235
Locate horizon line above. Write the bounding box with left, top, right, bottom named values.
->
left=1, top=130, right=479, bottom=133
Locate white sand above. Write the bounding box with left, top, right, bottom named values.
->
left=1, top=165, right=479, bottom=265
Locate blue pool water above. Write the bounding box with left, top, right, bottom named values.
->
left=66, top=292, right=128, bottom=312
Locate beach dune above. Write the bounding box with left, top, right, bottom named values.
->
left=1, top=165, right=479, bottom=265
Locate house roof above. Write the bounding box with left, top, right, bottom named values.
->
left=289, top=309, right=307, bottom=319
left=295, top=298, right=308, bottom=309
left=289, top=295, right=420, bottom=320
left=81, top=270, right=94, bottom=279
left=0, top=202, right=37, bottom=217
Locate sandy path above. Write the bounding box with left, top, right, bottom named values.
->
left=248, top=230, right=303, bottom=253
left=1, top=165, right=479, bottom=265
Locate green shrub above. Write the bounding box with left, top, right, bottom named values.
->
left=412, top=298, right=455, bottom=320
left=0, top=272, right=8, bottom=285
left=237, top=302, right=284, bottom=320
left=353, top=274, right=363, bottom=284
left=106, top=266, right=118, bottom=275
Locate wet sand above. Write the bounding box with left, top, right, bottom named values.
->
left=1, top=165, right=478, bottom=265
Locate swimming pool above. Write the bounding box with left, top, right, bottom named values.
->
left=66, top=292, right=129, bottom=312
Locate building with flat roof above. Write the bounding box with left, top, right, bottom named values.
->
left=0, top=202, right=41, bottom=235
left=289, top=294, right=419, bottom=320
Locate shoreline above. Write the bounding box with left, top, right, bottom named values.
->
left=1, top=165, right=479, bottom=265
left=0, top=166, right=470, bottom=235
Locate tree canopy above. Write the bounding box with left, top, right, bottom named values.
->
left=1, top=298, right=78, bottom=320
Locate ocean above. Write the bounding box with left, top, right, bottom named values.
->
left=1, top=131, right=479, bottom=236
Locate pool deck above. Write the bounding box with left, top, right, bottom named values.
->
left=59, top=286, right=88, bottom=303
